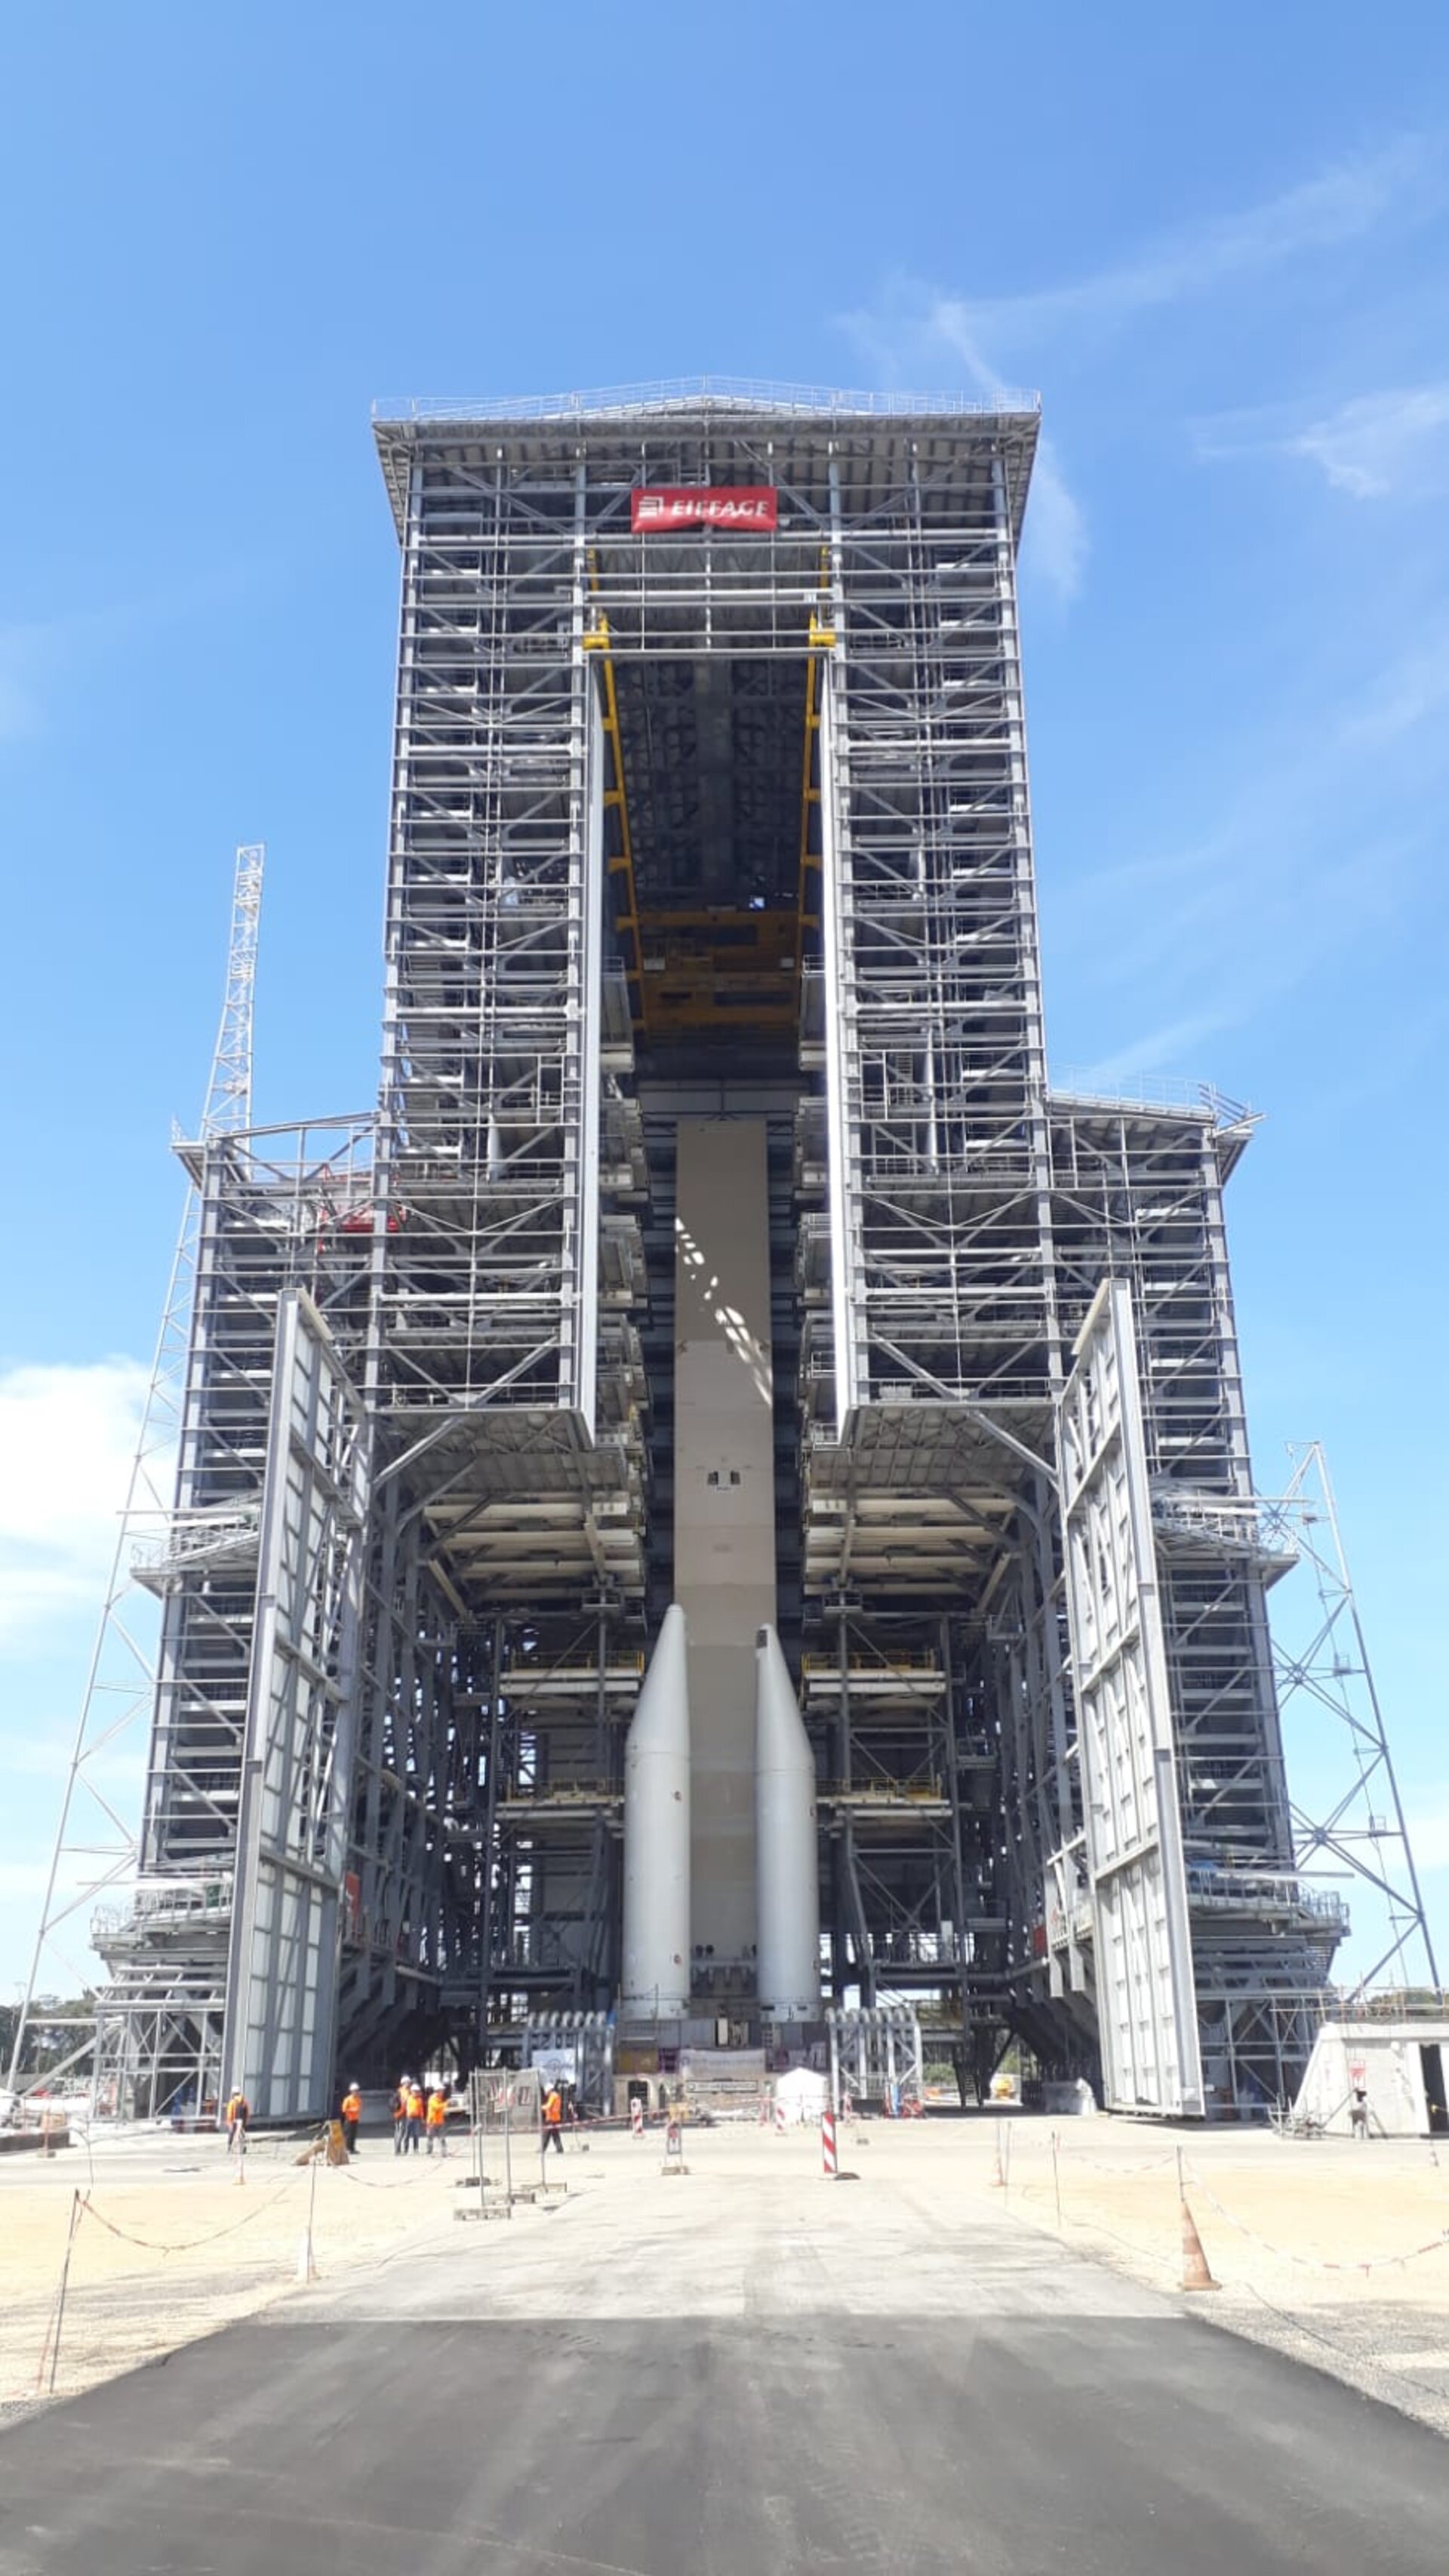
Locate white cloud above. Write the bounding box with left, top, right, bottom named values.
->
left=0, top=1860, right=54, bottom=1900
left=1200, top=384, right=1449, bottom=501
left=1343, top=629, right=1449, bottom=744
left=1405, top=1798, right=1449, bottom=1875
left=1019, top=439, right=1088, bottom=603
left=0, top=1358, right=153, bottom=1645
left=918, top=298, right=1088, bottom=602
left=1293, top=386, right=1449, bottom=497
left=952, top=137, right=1437, bottom=355
left=842, top=137, right=1438, bottom=605
left=1061, top=1011, right=1235, bottom=1092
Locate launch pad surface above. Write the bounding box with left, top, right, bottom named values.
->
left=5, top=2118, right=1449, bottom=2571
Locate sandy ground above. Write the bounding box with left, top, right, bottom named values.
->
left=5, top=2109, right=1448, bottom=2431
left=947, top=2109, right=1449, bottom=2431
left=0, top=2123, right=473, bottom=2406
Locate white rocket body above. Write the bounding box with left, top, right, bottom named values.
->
left=754, top=1624, right=820, bottom=2018
left=621, top=1604, right=691, bottom=2014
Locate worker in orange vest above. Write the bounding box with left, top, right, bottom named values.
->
left=340, top=2082, right=362, bottom=2156
left=426, top=2084, right=448, bottom=2156
left=542, top=2084, right=564, bottom=2155
left=224, top=2088, right=250, bottom=2153
left=405, top=2078, right=425, bottom=2154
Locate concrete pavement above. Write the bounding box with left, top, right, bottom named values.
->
left=2, top=2123, right=1446, bottom=2572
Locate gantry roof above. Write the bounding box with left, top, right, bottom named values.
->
left=371, top=376, right=1042, bottom=543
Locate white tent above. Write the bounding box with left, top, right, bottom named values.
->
left=774, top=2066, right=829, bottom=2125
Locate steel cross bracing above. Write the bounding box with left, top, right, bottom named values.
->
left=365, top=451, right=649, bottom=1617
left=788, top=435, right=1061, bottom=2077
left=204, top=845, right=263, bottom=1137
left=1028, top=1095, right=1349, bottom=2108
left=798, top=445, right=1059, bottom=1554
left=100, top=1119, right=381, bottom=2116
left=90, top=1112, right=493, bottom=2111
left=1269, top=1441, right=1438, bottom=1998
left=29, top=395, right=1426, bottom=2127
left=7, top=847, right=266, bottom=2116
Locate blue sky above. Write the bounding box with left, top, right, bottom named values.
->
left=2, top=3, right=1447, bottom=2000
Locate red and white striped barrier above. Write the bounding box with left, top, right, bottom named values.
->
left=774, top=2097, right=787, bottom=2135
left=821, top=2107, right=838, bottom=2177
left=629, top=2097, right=645, bottom=2138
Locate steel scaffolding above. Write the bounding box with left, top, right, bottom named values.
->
left=8, top=849, right=266, bottom=2117
left=20, top=385, right=1428, bottom=2125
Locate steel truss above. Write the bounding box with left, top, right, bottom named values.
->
left=26, top=389, right=1426, bottom=2129
left=82, top=1116, right=487, bottom=2115
left=8, top=849, right=265, bottom=2116
left=1035, top=1097, right=1349, bottom=2107
left=1269, top=1442, right=1438, bottom=1997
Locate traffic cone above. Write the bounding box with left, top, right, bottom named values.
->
left=1180, top=2197, right=1219, bottom=2292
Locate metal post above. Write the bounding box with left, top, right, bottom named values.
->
left=39, top=2190, right=86, bottom=2396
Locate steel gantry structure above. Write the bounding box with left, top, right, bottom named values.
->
left=21, top=383, right=1431, bottom=2125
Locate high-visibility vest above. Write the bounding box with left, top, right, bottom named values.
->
left=543, top=2090, right=562, bottom=2125
left=342, top=2091, right=361, bottom=2121
left=426, top=2093, right=446, bottom=2127
left=408, top=2088, right=424, bottom=2119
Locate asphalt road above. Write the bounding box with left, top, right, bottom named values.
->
left=5, top=2308, right=1449, bottom=2572
left=3, top=2142, right=1447, bottom=2573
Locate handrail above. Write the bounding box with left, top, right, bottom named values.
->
left=374, top=377, right=1041, bottom=426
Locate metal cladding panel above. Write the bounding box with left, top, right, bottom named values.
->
left=224, top=1293, right=370, bottom=2120
left=1058, top=1280, right=1204, bottom=2119
left=674, top=1117, right=777, bottom=1965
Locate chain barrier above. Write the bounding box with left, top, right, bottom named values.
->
left=1183, top=2159, right=1449, bottom=2276
left=75, top=2175, right=303, bottom=2255
left=995, top=2133, right=1449, bottom=2279
left=337, top=2155, right=458, bottom=2194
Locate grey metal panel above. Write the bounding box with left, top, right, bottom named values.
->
left=224, top=1291, right=370, bottom=2119
left=1058, top=1280, right=1204, bottom=2118
left=673, top=1116, right=777, bottom=1966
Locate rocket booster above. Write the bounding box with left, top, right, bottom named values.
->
left=755, top=1624, right=821, bottom=2018
left=620, top=1604, right=691, bottom=2014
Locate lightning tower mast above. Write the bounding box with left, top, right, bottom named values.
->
left=5, top=846, right=265, bottom=2105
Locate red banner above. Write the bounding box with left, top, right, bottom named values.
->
left=631, top=485, right=777, bottom=534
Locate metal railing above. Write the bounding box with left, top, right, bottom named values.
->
left=131, top=1504, right=262, bottom=1577
left=374, top=377, right=1041, bottom=426
left=92, top=1881, right=234, bottom=1943
left=1151, top=1487, right=1300, bottom=1562
left=1185, top=1868, right=1348, bottom=1927
left=1047, top=1069, right=1257, bottom=1128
